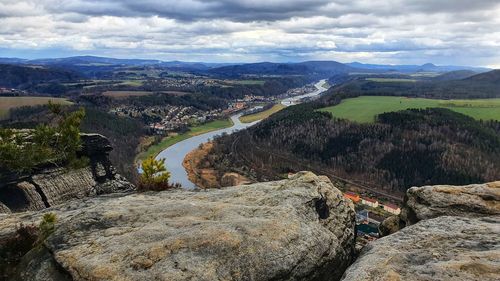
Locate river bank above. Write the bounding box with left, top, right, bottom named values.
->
left=156, top=79, right=329, bottom=189
left=155, top=114, right=259, bottom=188
left=136, top=118, right=234, bottom=163
left=183, top=142, right=251, bottom=188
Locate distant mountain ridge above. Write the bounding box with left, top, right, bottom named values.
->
left=0, top=64, right=80, bottom=88
left=0, top=56, right=235, bottom=69
left=208, top=61, right=357, bottom=77
left=1, top=55, right=490, bottom=74
left=347, top=62, right=489, bottom=73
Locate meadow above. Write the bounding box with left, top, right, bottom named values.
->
left=239, top=104, right=286, bottom=123
left=102, top=91, right=153, bottom=98
left=136, top=118, right=233, bottom=161
left=319, top=96, right=500, bottom=123
left=0, top=97, right=72, bottom=120
left=365, top=78, right=417, bottom=83
left=227, top=80, right=266, bottom=86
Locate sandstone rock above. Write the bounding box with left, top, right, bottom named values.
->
left=0, top=134, right=134, bottom=213
left=1, top=172, right=356, bottom=281
left=402, top=181, right=500, bottom=225
left=342, top=216, right=500, bottom=281
left=221, top=172, right=251, bottom=187
left=80, top=133, right=113, bottom=155
left=378, top=215, right=403, bottom=237
left=380, top=181, right=500, bottom=235
left=0, top=202, right=10, bottom=214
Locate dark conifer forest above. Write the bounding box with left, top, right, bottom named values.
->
left=204, top=104, right=500, bottom=193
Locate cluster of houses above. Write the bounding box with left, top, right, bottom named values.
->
left=110, top=104, right=224, bottom=133
left=0, top=87, right=25, bottom=96
left=151, top=78, right=222, bottom=88
left=283, top=84, right=317, bottom=98
left=224, top=95, right=276, bottom=115
left=344, top=191, right=401, bottom=215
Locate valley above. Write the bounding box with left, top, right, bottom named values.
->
left=2, top=2, right=500, bottom=280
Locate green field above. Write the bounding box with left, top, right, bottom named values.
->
left=102, top=91, right=153, bottom=98
left=228, top=80, right=266, bottom=86
left=118, top=80, right=144, bottom=87
left=365, top=78, right=417, bottom=83
left=319, top=96, right=500, bottom=123
left=136, top=118, right=234, bottom=161
left=0, top=97, right=72, bottom=120
left=240, top=104, right=286, bottom=123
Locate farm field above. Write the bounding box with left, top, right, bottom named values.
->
left=227, top=80, right=266, bottom=85
left=136, top=118, right=234, bottom=161
left=0, top=97, right=72, bottom=120
left=102, top=91, right=153, bottom=98
left=365, top=78, right=417, bottom=83
left=240, top=104, right=286, bottom=123
left=319, top=96, right=500, bottom=123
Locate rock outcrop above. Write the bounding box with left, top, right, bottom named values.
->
left=379, top=181, right=500, bottom=236
left=0, top=172, right=356, bottom=281
left=342, top=216, right=500, bottom=281
left=0, top=134, right=134, bottom=213
left=344, top=181, right=500, bottom=281
left=221, top=172, right=251, bottom=187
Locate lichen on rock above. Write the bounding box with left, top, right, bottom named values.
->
left=1, top=172, right=356, bottom=281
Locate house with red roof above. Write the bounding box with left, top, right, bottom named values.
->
left=361, top=197, right=379, bottom=208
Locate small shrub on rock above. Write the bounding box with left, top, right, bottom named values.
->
left=138, top=156, right=174, bottom=191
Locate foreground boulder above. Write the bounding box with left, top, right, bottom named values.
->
left=1, top=172, right=356, bottom=281
left=348, top=181, right=500, bottom=281
left=380, top=181, right=500, bottom=236
left=342, top=216, right=500, bottom=281
left=0, top=134, right=134, bottom=213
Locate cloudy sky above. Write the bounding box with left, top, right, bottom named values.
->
left=1, top=0, right=500, bottom=67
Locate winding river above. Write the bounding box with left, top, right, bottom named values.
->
left=156, top=79, right=329, bottom=188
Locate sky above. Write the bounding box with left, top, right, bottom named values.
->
left=1, top=0, right=500, bottom=67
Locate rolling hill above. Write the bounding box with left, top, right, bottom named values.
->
left=209, top=61, right=357, bottom=77
left=347, top=62, right=489, bottom=73
left=0, top=64, right=80, bottom=88
left=465, top=69, right=500, bottom=84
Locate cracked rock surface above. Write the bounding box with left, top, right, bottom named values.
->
left=0, top=172, right=355, bottom=281
left=342, top=216, right=500, bottom=281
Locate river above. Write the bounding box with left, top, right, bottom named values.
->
left=281, top=79, right=328, bottom=106
left=156, top=79, right=329, bottom=188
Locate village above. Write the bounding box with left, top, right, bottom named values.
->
left=342, top=191, right=401, bottom=249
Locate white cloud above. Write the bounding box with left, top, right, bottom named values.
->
left=0, top=0, right=499, bottom=65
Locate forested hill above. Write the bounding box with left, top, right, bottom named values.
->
left=0, top=64, right=80, bottom=88
left=204, top=106, right=500, bottom=193
left=208, top=61, right=356, bottom=78
left=465, top=69, right=500, bottom=84
left=325, top=69, right=500, bottom=100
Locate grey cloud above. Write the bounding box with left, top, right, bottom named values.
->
left=1, top=0, right=500, bottom=66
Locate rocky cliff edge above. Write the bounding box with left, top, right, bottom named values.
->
left=0, top=134, right=134, bottom=213
left=0, top=172, right=356, bottom=281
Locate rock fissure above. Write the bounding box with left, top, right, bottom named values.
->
left=30, top=179, right=50, bottom=208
